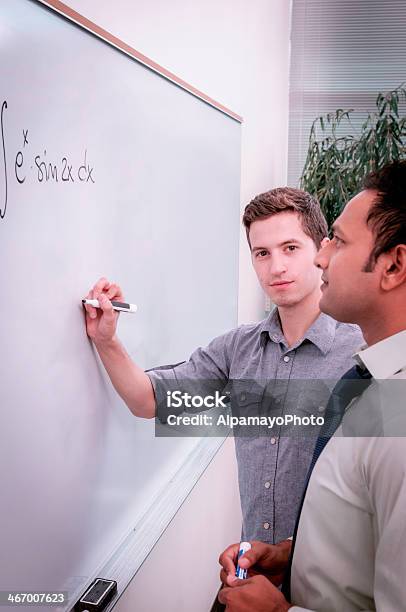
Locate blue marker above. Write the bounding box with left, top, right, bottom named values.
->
left=235, top=541, right=251, bottom=579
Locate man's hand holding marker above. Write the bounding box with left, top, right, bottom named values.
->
left=219, top=539, right=291, bottom=588
left=83, top=277, right=125, bottom=345
left=218, top=540, right=293, bottom=611
left=82, top=277, right=155, bottom=419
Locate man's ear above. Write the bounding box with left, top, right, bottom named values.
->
left=320, top=237, right=330, bottom=250
left=381, top=245, right=406, bottom=291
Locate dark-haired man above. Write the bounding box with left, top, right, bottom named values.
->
left=84, top=187, right=362, bottom=545
left=218, top=162, right=406, bottom=611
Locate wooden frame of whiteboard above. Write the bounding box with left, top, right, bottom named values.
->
left=31, top=1, right=241, bottom=609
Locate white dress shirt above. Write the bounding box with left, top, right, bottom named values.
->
left=290, top=330, right=406, bottom=612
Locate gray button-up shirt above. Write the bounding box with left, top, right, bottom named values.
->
left=147, top=309, right=363, bottom=544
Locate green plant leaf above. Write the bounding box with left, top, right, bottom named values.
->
left=300, top=83, right=406, bottom=227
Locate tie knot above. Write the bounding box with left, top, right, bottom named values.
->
left=354, top=364, right=372, bottom=379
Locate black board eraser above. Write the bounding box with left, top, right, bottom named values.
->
left=74, top=578, right=117, bottom=611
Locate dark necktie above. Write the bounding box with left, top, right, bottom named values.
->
left=281, top=364, right=372, bottom=601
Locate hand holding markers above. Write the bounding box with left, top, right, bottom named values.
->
left=219, top=539, right=291, bottom=587
left=218, top=574, right=291, bottom=612
left=218, top=540, right=293, bottom=612
left=83, top=277, right=127, bottom=345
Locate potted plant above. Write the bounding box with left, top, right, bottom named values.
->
left=300, top=84, right=406, bottom=227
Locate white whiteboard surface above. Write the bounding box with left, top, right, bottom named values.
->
left=0, top=0, right=241, bottom=608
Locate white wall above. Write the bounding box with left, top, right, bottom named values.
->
left=65, top=1, right=291, bottom=609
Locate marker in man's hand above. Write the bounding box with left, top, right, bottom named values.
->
left=82, top=299, right=138, bottom=313
left=235, top=541, right=251, bottom=579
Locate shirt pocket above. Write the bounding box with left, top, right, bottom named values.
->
left=296, top=380, right=332, bottom=415
left=288, top=381, right=332, bottom=438
left=229, top=380, right=265, bottom=437
left=229, top=380, right=285, bottom=437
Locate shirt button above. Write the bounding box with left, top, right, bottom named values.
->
left=318, top=405, right=325, bottom=413
left=270, top=437, right=277, bottom=445
left=263, top=522, right=270, bottom=530
left=283, top=355, right=290, bottom=363
left=264, top=481, right=271, bottom=489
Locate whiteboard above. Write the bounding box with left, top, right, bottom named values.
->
left=0, top=0, right=241, bottom=608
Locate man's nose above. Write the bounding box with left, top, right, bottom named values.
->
left=315, top=246, right=328, bottom=269
left=315, top=236, right=332, bottom=269
left=268, top=254, right=288, bottom=276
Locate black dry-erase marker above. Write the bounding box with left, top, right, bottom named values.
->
left=82, top=299, right=137, bottom=313
left=74, top=578, right=117, bottom=611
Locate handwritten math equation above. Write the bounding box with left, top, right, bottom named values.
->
left=1, top=100, right=96, bottom=220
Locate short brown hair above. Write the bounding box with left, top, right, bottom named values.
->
left=363, top=160, right=406, bottom=271
left=242, top=187, right=328, bottom=249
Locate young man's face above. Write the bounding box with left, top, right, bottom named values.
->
left=315, top=189, right=380, bottom=324
left=249, top=211, right=322, bottom=308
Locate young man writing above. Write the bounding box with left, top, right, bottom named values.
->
left=218, top=161, right=406, bottom=611
left=84, top=187, right=362, bottom=545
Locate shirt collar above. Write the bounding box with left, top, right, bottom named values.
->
left=259, top=307, right=284, bottom=346
left=260, top=308, right=337, bottom=355
left=354, top=329, right=406, bottom=379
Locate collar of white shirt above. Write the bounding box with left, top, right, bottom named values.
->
left=354, top=329, right=406, bottom=379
